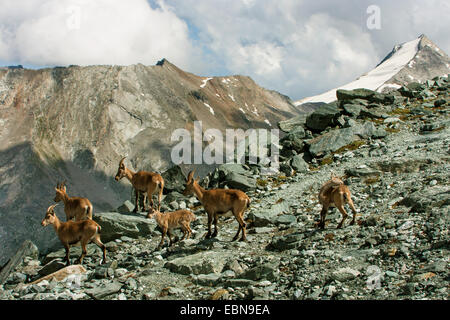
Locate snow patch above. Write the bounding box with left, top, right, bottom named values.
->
left=204, top=102, right=215, bottom=115
left=239, top=107, right=246, bottom=114
left=264, top=119, right=272, bottom=127
left=200, top=77, right=213, bottom=88
left=376, top=83, right=401, bottom=92
left=228, top=94, right=235, bottom=102
left=294, top=37, right=421, bottom=105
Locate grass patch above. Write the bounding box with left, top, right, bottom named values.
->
left=365, top=117, right=384, bottom=125
left=390, top=107, right=411, bottom=115
left=364, top=176, right=381, bottom=185
left=256, top=178, right=268, bottom=187
left=272, top=175, right=287, bottom=187
left=385, top=127, right=400, bottom=133
left=320, top=155, right=334, bottom=166
left=334, top=140, right=366, bottom=154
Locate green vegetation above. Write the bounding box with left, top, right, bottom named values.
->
left=334, top=140, right=366, bottom=154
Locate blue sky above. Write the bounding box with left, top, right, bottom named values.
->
left=0, top=0, right=449, bottom=101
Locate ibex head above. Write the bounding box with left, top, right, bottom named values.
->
left=54, top=181, right=67, bottom=202
left=115, top=157, right=127, bottom=181
left=41, top=204, right=58, bottom=226
left=183, top=170, right=198, bottom=196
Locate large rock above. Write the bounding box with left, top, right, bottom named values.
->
left=351, top=121, right=387, bottom=139
left=0, top=240, right=39, bottom=285
left=93, top=211, right=156, bottom=243
left=164, top=251, right=231, bottom=275
left=336, top=88, right=388, bottom=104
left=116, top=200, right=135, bottom=214
left=280, top=127, right=306, bottom=154
left=290, top=155, right=309, bottom=173
left=343, top=104, right=363, bottom=117
left=307, top=127, right=360, bottom=157
left=161, top=165, right=187, bottom=194
left=331, top=267, right=361, bottom=281
left=268, top=232, right=304, bottom=251
left=278, top=114, right=308, bottom=133
left=223, top=172, right=257, bottom=191
left=399, top=185, right=450, bottom=212
left=248, top=201, right=290, bottom=227
left=240, top=264, right=280, bottom=281
left=85, top=281, right=123, bottom=300
left=306, top=103, right=341, bottom=132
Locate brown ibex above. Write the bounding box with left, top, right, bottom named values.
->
left=147, top=209, right=197, bottom=250
left=54, top=181, right=93, bottom=221
left=183, top=170, right=250, bottom=241
left=318, top=174, right=358, bottom=229
left=41, top=204, right=106, bottom=266
left=114, top=157, right=165, bottom=213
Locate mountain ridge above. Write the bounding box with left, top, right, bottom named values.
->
left=0, top=61, right=305, bottom=265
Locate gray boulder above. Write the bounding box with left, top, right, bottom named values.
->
left=0, top=240, right=39, bottom=285
left=116, top=200, right=135, bottom=214
left=161, top=165, right=187, bottom=194
left=248, top=201, right=290, bottom=227
left=306, top=103, right=341, bottom=132
left=85, top=281, right=123, bottom=300
left=278, top=114, right=308, bottom=133
left=224, top=172, right=257, bottom=191
left=399, top=185, right=450, bottom=212
left=343, top=104, right=363, bottom=117
left=93, top=211, right=156, bottom=243
left=240, top=264, right=280, bottom=281
left=268, top=232, right=304, bottom=251
left=307, top=127, right=359, bottom=157
left=290, top=155, right=309, bottom=173
left=164, top=251, right=231, bottom=275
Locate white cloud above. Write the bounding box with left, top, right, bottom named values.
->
left=1, top=0, right=449, bottom=101
left=0, top=0, right=200, bottom=69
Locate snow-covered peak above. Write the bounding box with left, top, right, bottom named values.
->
left=294, top=35, right=449, bottom=106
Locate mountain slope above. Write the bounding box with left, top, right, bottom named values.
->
left=0, top=60, right=304, bottom=265
left=295, top=35, right=450, bottom=105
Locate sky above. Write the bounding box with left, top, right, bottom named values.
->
left=0, top=0, right=449, bottom=101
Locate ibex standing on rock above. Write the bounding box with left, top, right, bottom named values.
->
left=54, top=181, right=93, bottom=221
left=183, top=170, right=251, bottom=241
left=114, top=157, right=164, bottom=213
left=318, top=174, right=358, bottom=229
left=41, top=204, right=106, bottom=266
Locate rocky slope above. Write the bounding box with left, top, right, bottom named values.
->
left=1, top=75, right=448, bottom=300
left=0, top=60, right=305, bottom=265
left=295, top=35, right=450, bottom=106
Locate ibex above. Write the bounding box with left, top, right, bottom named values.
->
left=318, top=174, right=358, bottom=229
left=41, top=204, right=106, bottom=266
left=183, top=170, right=250, bottom=241
left=147, top=209, right=197, bottom=250
left=54, top=181, right=93, bottom=221
left=115, top=157, right=164, bottom=213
